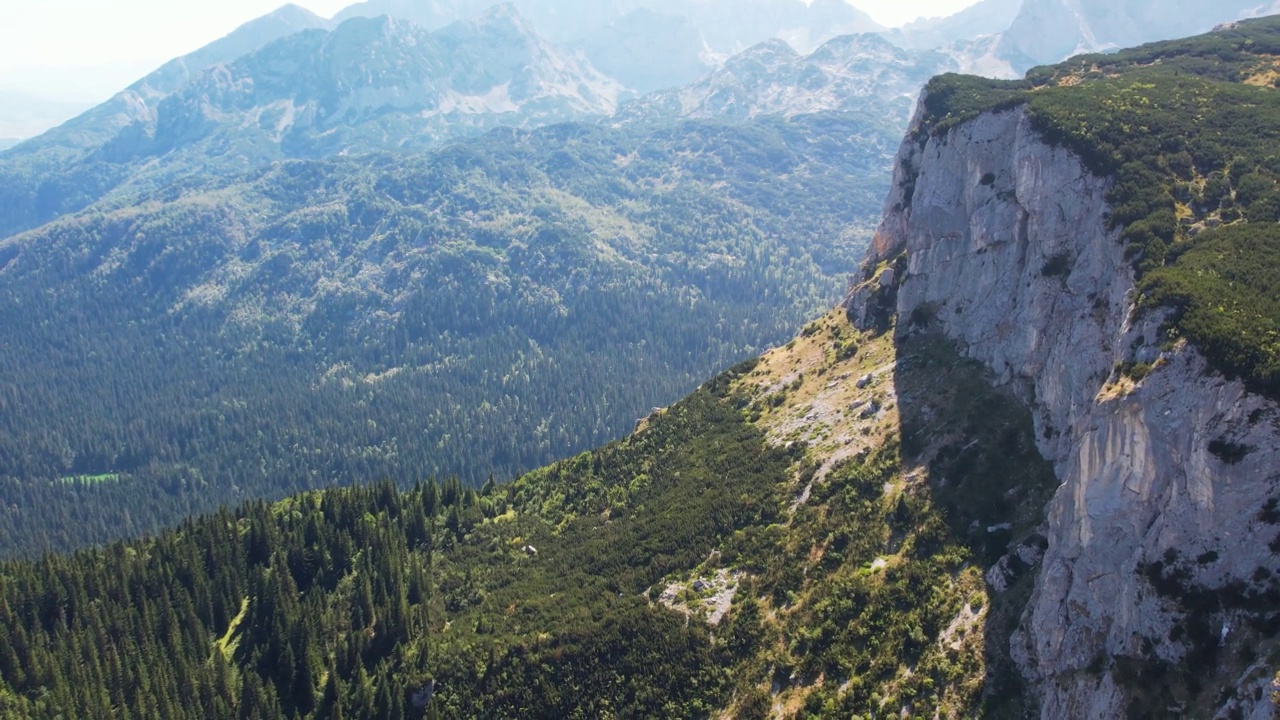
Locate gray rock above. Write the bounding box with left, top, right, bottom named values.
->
left=850, top=97, right=1280, bottom=719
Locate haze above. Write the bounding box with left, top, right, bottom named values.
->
left=0, top=0, right=982, bottom=104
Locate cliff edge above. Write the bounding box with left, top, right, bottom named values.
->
left=847, top=91, right=1280, bottom=717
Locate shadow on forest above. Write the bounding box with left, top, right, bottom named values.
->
left=889, top=325, right=1059, bottom=718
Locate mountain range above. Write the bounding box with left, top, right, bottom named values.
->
left=1, top=16, right=1277, bottom=718
left=0, top=1, right=1278, bottom=718
left=0, top=0, right=1276, bottom=557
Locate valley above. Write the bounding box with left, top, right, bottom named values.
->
left=0, top=0, right=1278, bottom=717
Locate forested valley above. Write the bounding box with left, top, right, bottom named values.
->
left=0, top=114, right=885, bottom=556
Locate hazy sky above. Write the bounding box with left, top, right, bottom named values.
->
left=0, top=0, right=982, bottom=101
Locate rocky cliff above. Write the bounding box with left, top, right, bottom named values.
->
left=848, top=98, right=1280, bottom=717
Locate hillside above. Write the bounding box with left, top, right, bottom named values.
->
left=2, top=14, right=1280, bottom=720
left=0, top=113, right=884, bottom=557
left=0, top=305, right=1056, bottom=719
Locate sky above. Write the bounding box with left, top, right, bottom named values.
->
left=0, top=0, right=982, bottom=103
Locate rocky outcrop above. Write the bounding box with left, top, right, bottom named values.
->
left=849, top=98, right=1280, bottom=717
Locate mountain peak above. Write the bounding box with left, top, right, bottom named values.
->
left=266, top=3, right=326, bottom=24
left=737, top=38, right=802, bottom=61
left=471, top=2, right=537, bottom=35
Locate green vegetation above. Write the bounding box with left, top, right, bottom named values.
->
left=919, top=16, right=1280, bottom=398
left=0, top=113, right=882, bottom=558
left=0, top=312, right=1056, bottom=718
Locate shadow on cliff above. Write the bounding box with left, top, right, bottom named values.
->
left=884, top=316, right=1059, bottom=718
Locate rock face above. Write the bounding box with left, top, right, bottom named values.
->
left=850, top=99, right=1280, bottom=717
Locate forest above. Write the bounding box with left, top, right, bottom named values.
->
left=920, top=15, right=1280, bottom=398
left=0, top=309, right=1067, bottom=718
left=0, top=112, right=884, bottom=557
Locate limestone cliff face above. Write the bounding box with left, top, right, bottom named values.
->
left=850, top=100, right=1280, bottom=717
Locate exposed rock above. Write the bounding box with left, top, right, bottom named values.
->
left=851, top=97, right=1280, bottom=718
left=859, top=400, right=881, bottom=419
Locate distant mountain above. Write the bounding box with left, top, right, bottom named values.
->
left=994, top=0, right=1279, bottom=72
left=882, top=0, right=1023, bottom=50
left=336, top=0, right=885, bottom=83
left=335, top=0, right=886, bottom=46
left=0, top=6, right=620, bottom=240
left=574, top=9, right=713, bottom=93
left=0, top=90, right=93, bottom=140
left=0, top=3, right=336, bottom=238
left=618, top=33, right=951, bottom=131
left=0, top=139, right=18, bottom=151
left=5, top=4, right=330, bottom=158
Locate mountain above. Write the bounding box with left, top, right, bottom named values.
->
left=0, top=113, right=884, bottom=557
left=140, top=3, right=335, bottom=101
left=0, top=90, right=93, bottom=140
left=993, top=0, right=1280, bottom=72
left=0, top=6, right=620, bottom=241
left=882, top=0, right=1023, bottom=50
left=3, top=4, right=331, bottom=157
left=336, top=0, right=885, bottom=48
left=0, top=4, right=336, bottom=239
left=0, top=139, right=18, bottom=151
left=332, top=0, right=887, bottom=98
left=849, top=16, right=1280, bottom=716
left=2, top=15, right=1279, bottom=720
left=573, top=9, right=713, bottom=93
left=617, top=33, right=952, bottom=130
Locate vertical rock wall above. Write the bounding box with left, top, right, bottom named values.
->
left=849, top=99, right=1280, bottom=718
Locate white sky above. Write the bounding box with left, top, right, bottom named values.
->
left=0, top=0, right=982, bottom=102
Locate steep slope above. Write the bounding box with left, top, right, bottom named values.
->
left=0, top=113, right=885, bottom=557
left=0, top=6, right=619, bottom=240
left=849, top=16, right=1280, bottom=718
left=0, top=298, right=1060, bottom=719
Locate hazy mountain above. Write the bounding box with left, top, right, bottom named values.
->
left=618, top=33, right=951, bottom=131
left=574, top=9, right=713, bottom=93
left=0, top=139, right=19, bottom=151
left=0, top=90, right=93, bottom=140
left=332, top=0, right=887, bottom=96
left=141, top=3, right=335, bottom=102
left=0, top=6, right=621, bottom=240
left=882, top=0, right=1023, bottom=50
left=4, top=4, right=331, bottom=159
left=994, top=0, right=1280, bottom=72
